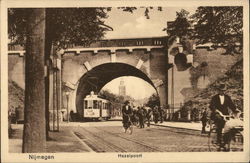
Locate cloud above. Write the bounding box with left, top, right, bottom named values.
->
left=106, top=16, right=166, bottom=38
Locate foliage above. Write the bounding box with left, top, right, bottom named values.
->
left=117, top=7, right=162, bottom=19
left=164, top=9, right=191, bottom=39
left=8, top=80, right=24, bottom=113
left=191, top=7, right=243, bottom=53
left=8, top=7, right=164, bottom=49
left=189, top=62, right=209, bottom=88
left=183, top=59, right=243, bottom=116
left=8, top=8, right=112, bottom=49
left=99, top=89, right=134, bottom=105
left=146, top=93, right=160, bottom=108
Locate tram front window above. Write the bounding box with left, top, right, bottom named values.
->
left=93, top=100, right=98, bottom=109
left=84, top=101, right=88, bottom=109
left=88, top=100, right=93, bottom=109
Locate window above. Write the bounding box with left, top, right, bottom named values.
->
left=84, top=101, right=88, bottom=109
left=88, top=100, right=93, bottom=109
left=99, top=101, right=102, bottom=109
left=94, top=100, right=98, bottom=109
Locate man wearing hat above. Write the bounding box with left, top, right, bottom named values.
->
left=122, top=100, right=133, bottom=133
left=209, top=83, right=239, bottom=147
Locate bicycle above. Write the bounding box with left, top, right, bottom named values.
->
left=208, top=110, right=243, bottom=152
left=123, top=115, right=133, bottom=135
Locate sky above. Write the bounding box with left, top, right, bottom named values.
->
left=101, top=7, right=197, bottom=100
left=102, top=77, right=157, bottom=100
left=104, top=7, right=197, bottom=39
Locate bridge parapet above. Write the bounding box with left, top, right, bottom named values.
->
left=72, top=36, right=167, bottom=48
left=8, top=36, right=167, bottom=56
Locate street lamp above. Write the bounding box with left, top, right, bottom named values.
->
left=65, top=91, right=70, bottom=123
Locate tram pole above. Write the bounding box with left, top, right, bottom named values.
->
left=66, top=92, right=69, bottom=123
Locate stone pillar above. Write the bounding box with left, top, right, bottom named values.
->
left=157, top=83, right=167, bottom=108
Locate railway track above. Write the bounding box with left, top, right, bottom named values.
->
left=95, top=127, right=164, bottom=152
left=74, top=126, right=163, bottom=152
left=74, top=127, right=127, bottom=152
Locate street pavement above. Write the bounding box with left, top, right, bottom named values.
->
left=8, top=120, right=243, bottom=153
left=152, top=121, right=202, bottom=131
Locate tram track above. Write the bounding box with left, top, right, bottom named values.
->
left=74, top=126, right=164, bottom=152
left=150, top=124, right=205, bottom=136
left=94, top=127, right=164, bottom=152
left=75, top=127, right=127, bottom=152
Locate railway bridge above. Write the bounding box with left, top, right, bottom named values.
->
left=8, top=36, right=195, bottom=119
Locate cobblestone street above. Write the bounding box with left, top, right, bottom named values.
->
left=9, top=121, right=243, bottom=153
left=71, top=123, right=214, bottom=152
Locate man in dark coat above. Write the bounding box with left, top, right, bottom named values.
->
left=158, top=106, right=164, bottom=123
left=122, top=101, right=133, bottom=133
left=153, top=106, right=160, bottom=124
left=201, top=108, right=208, bottom=134
left=137, top=106, right=145, bottom=128
left=209, top=84, right=238, bottom=146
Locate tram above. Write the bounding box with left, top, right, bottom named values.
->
left=83, top=91, right=112, bottom=121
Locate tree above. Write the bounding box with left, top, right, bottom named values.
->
left=9, top=8, right=113, bottom=141
left=146, top=93, right=160, bottom=108
left=165, top=9, right=191, bottom=39
left=99, top=89, right=135, bottom=104
left=8, top=7, right=160, bottom=151
left=191, top=7, right=243, bottom=54
left=22, top=9, right=46, bottom=153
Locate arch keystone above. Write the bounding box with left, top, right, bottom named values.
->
left=111, top=53, right=116, bottom=63
left=136, top=59, right=144, bottom=69
left=84, top=61, right=92, bottom=71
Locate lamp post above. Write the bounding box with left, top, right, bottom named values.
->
left=65, top=91, right=70, bottom=123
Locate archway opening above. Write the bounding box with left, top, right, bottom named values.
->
left=75, top=63, right=158, bottom=117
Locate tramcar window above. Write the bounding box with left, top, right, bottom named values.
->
left=84, top=100, right=88, bottom=109
left=94, top=100, right=98, bottom=109
left=88, top=100, right=93, bottom=109
left=99, top=101, right=102, bottom=109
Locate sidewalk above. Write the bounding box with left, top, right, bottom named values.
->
left=9, top=124, right=91, bottom=153
left=153, top=121, right=202, bottom=131
left=9, top=121, right=203, bottom=153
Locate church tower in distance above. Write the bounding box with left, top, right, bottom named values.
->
left=119, top=78, right=126, bottom=96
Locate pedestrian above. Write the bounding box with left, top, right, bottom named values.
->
left=138, top=106, right=145, bottom=128
left=15, top=105, right=21, bottom=124
left=142, top=106, right=147, bottom=125
left=201, top=108, right=208, bottom=134
left=132, top=107, right=139, bottom=126
left=122, top=101, right=133, bottom=133
left=209, top=83, right=239, bottom=148
left=70, top=110, right=74, bottom=122
left=146, top=107, right=153, bottom=127
left=158, top=106, right=164, bottom=123
left=153, top=106, right=159, bottom=124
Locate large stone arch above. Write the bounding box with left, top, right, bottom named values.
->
left=74, top=63, right=158, bottom=117
left=61, top=48, right=167, bottom=117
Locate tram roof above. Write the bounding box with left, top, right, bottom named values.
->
left=84, top=94, right=109, bottom=102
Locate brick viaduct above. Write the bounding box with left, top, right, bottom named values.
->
left=8, top=36, right=239, bottom=119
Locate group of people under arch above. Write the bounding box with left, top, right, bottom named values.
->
left=121, top=101, right=165, bottom=133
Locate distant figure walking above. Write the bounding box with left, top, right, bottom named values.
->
left=201, top=108, right=208, bottom=134
left=158, top=106, right=164, bottom=123
left=138, top=107, right=145, bottom=128
left=131, top=108, right=139, bottom=126
left=153, top=106, right=160, bottom=124
left=146, top=107, right=153, bottom=127
left=122, top=101, right=133, bottom=134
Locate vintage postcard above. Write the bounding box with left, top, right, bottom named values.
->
left=1, top=0, right=249, bottom=162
